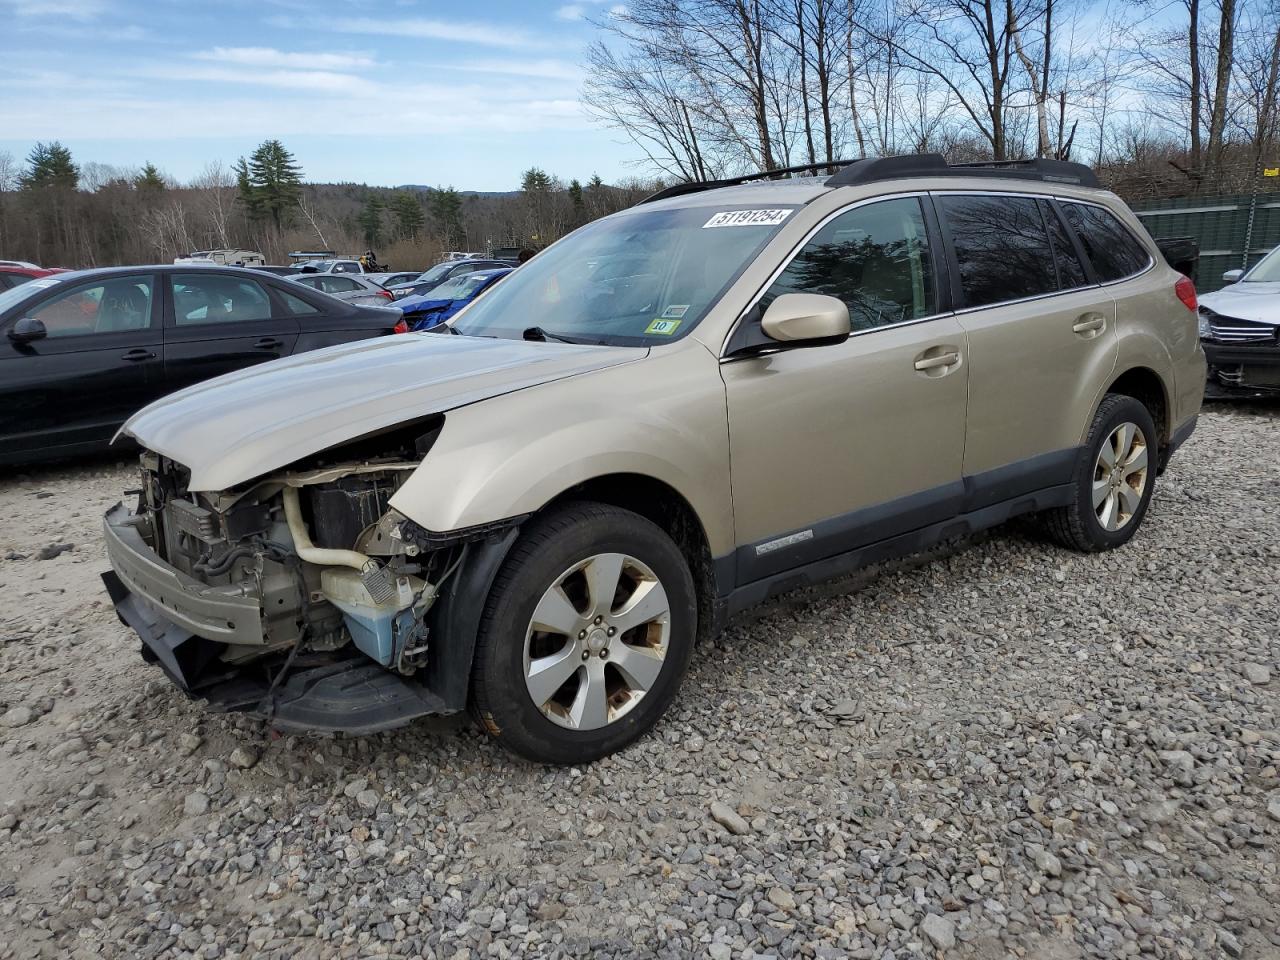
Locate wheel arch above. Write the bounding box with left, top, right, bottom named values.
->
left=545, top=472, right=721, bottom=643
left=1103, top=366, right=1171, bottom=447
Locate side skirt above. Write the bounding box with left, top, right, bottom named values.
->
left=722, top=483, right=1074, bottom=619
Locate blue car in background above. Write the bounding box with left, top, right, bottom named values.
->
left=398, top=268, right=513, bottom=330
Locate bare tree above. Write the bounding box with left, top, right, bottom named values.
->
left=297, top=186, right=331, bottom=250
left=191, top=161, right=235, bottom=248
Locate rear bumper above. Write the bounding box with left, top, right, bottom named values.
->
left=102, top=503, right=450, bottom=734
left=1160, top=415, right=1197, bottom=472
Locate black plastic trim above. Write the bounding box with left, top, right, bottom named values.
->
left=724, top=482, right=1075, bottom=618
left=639, top=160, right=853, bottom=205
left=422, top=527, right=520, bottom=711
left=724, top=447, right=1081, bottom=594
left=826, top=154, right=1099, bottom=189
left=1161, top=415, right=1198, bottom=470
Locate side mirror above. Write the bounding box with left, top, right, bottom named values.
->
left=1222, top=269, right=1243, bottom=284
left=7, top=317, right=48, bottom=343
left=761, top=293, right=850, bottom=345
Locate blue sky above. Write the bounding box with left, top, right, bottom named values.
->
left=0, top=0, right=639, bottom=191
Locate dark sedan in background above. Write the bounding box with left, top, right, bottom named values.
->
left=0, top=265, right=402, bottom=465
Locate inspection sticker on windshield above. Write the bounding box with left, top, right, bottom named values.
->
left=646, top=318, right=682, bottom=336
left=660, top=304, right=689, bottom=319
left=703, top=209, right=792, bottom=229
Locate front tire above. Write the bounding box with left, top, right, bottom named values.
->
left=1042, top=394, right=1157, bottom=552
left=469, top=502, right=697, bottom=764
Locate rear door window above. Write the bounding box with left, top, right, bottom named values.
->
left=1059, top=202, right=1151, bottom=282
left=321, top=277, right=359, bottom=294
left=761, top=196, right=937, bottom=331
left=172, top=274, right=273, bottom=325
left=939, top=194, right=1057, bottom=308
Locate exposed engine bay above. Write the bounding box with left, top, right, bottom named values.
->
left=101, top=415, right=523, bottom=732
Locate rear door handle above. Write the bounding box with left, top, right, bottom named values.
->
left=1072, top=314, right=1107, bottom=336
left=254, top=337, right=283, bottom=349
left=120, top=349, right=155, bottom=362
left=914, top=351, right=960, bottom=371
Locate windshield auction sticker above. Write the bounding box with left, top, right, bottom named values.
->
left=703, top=209, right=793, bottom=228
left=646, top=318, right=682, bottom=335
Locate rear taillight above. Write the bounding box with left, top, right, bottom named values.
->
left=392, top=319, right=409, bottom=334
left=379, top=290, right=394, bottom=301
left=1175, top=275, right=1197, bottom=312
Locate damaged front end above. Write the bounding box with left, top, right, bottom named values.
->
left=102, top=419, right=519, bottom=734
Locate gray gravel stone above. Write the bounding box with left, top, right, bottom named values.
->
left=710, top=800, right=750, bottom=835
left=1, top=706, right=35, bottom=727
left=1243, top=662, right=1271, bottom=685
left=921, top=913, right=956, bottom=950
left=228, top=745, right=259, bottom=769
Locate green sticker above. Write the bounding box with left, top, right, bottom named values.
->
left=645, top=318, right=682, bottom=336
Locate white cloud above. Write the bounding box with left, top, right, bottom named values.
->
left=331, top=16, right=543, bottom=49
left=136, top=64, right=379, bottom=96
left=455, top=58, right=585, bottom=82
left=194, top=47, right=377, bottom=71
left=556, top=4, right=585, bottom=19
left=2, top=0, right=106, bottom=18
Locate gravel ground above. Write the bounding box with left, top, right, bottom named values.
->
left=1, top=403, right=1278, bottom=960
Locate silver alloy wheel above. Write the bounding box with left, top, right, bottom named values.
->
left=1093, top=421, right=1149, bottom=532
left=523, top=552, right=671, bottom=731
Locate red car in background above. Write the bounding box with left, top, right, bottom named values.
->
left=0, top=263, right=70, bottom=292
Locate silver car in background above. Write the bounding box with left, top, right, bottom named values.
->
left=1198, top=243, right=1280, bottom=398
left=290, top=273, right=396, bottom=306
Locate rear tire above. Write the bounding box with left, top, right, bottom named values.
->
left=1042, top=394, right=1157, bottom=552
left=469, top=501, right=697, bottom=764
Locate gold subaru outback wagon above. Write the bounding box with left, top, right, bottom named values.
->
left=103, top=154, right=1205, bottom=763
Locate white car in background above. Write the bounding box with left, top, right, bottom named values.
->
left=1198, top=243, right=1280, bottom=398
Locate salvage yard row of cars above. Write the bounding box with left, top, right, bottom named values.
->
left=1, top=155, right=1274, bottom=763
left=0, top=255, right=521, bottom=463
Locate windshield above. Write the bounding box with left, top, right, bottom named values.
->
left=417, top=263, right=453, bottom=283
left=453, top=204, right=798, bottom=345
left=1245, top=246, right=1280, bottom=282
left=0, top=275, right=63, bottom=316
left=427, top=273, right=494, bottom=301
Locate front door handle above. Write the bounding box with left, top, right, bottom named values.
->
left=913, top=351, right=960, bottom=371
left=254, top=337, right=283, bottom=350
left=121, top=348, right=155, bottom=362
left=1072, top=314, right=1107, bottom=337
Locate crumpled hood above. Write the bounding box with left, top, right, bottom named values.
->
left=121, top=333, right=642, bottom=491
left=1199, top=282, right=1280, bottom=325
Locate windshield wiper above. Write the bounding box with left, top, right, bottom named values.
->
left=523, top=326, right=581, bottom=344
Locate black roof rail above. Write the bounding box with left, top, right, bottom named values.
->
left=826, top=153, right=1100, bottom=188
left=638, top=160, right=854, bottom=205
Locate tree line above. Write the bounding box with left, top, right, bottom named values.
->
left=0, top=140, right=657, bottom=271
left=585, top=0, right=1279, bottom=196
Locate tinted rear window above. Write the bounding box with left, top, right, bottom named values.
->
left=1060, top=202, right=1150, bottom=283
left=940, top=195, right=1057, bottom=308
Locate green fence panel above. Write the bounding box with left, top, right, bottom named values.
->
left=1131, top=193, right=1280, bottom=292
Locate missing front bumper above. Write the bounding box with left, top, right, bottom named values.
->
left=104, top=567, right=449, bottom=734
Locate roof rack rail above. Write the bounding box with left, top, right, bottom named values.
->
left=825, top=153, right=1099, bottom=188
left=638, top=160, right=854, bottom=205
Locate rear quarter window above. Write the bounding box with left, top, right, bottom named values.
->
left=1060, top=202, right=1151, bottom=283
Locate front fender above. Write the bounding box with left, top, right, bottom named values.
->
left=388, top=342, right=735, bottom=557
